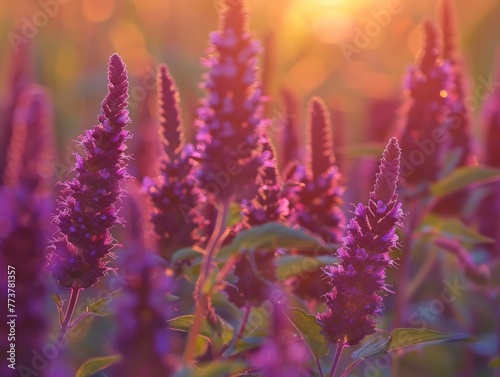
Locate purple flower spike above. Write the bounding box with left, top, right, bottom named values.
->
left=288, top=97, right=344, bottom=244
left=158, top=64, right=183, bottom=161
left=285, top=97, right=344, bottom=300
left=317, top=138, right=404, bottom=346
left=48, top=54, right=131, bottom=289
left=244, top=138, right=289, bottom=226
left=148, top=64, right=204, bottom=262
left=399, top=21, right=454, bottom=186
left=280, top=89, right=301, bottom=171
left=310, top=97, right=335, bottom=180
left=0, top=84, right=53, bottom=377
left=195, top=0, right=266, bottom=203
left=439, top=0, right=473, bottom=168
left=477, top=56, right=500, bottom=256
left=226, top=138, right=288, bottom=308
left=432, top=0, right=475, bottom=215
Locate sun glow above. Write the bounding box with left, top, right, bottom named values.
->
left=289, top=0, right=385, bottom=44
left=294, top=0, right=377, bottom=13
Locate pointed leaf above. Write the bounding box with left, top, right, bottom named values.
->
left=171, top=247, right=204, bottom=264
left=352, top=335, right=391, bottom=360
left=174, top=361, right=247, bottom=377
left=285, top=307, right=329, bottom=360
left=353, top=328, right=471, bottom=360
left=430, top=166, right=500, bottom=197
left=388, top=328, right=471, bottom=351
left=227, top=202, right=243, bottom=227
left=419, top=214, right=495, bottom=244
left=168, top=315, right=216, bottom=341
left=51, top=294, right=64, bottom=325
left=168, top=314, right=234, bottom=354
left=277, top=255, right=339, bottom=280
left=220, top=222, right=328, bottom=258
left=489, top=356, right=500, bottom=368
left=87, top=288, right=123, bottom=317
left=76, top=355, right=121, bottom=377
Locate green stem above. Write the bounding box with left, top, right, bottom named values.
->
left=220, top=302, right=252, bottom=358
left=405, top=245, right=438, bottom=300
left=315, top=357, right=325, bottom=377
left=235, top=303, right=252, bottom=341
left=45, top=287, right=81, bottom=377
left=183, top=200, right=230, bottom=365
left=393, top=197, right=423, bottom=376
left=339, top=360, right=362, bottom=377
left=329, top=342, right=345, bottom=377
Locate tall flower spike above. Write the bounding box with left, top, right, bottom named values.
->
left=280, top=89, right=300, bottom=171
left=148, top=64, right=204, bottom=263
left=477, top=55, right=500, bottom=256
left=310, top=97, right=334, bottom=180
left=4, top=85, right=54, bottom=193
left=0, top=84, right=53, bottom=377
left=48, top=54, right=131, bottom=289
left=285, top=97, right=344, bottom=300
left=439, top=0, right=473, bottom=165
left=318, top=138, right=404, bottom=346
left=195, top=0, right=266, bottom=203
left=440, top=0, right=457, bottom=64
left=132, top=81, right=159, bottom=181
left=226, top=138, right=288, bottom=308
left=158, top=64, right=183, bottom=161
left=400, top=21, right=453, bottom=186
left=432, top=0, right=475, bottom=215
left=0, top=43, right=30, bottom=186
left=287, top=96, right=344, bottom=245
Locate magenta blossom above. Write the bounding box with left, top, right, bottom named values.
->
left=195, top=0, right=266, bottom=203
left=48, top=54, right=131, bottom=289
left=318, top=137, right=404, bottom=346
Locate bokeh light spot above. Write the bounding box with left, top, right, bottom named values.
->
left=313, top=11, right=352, bottom=44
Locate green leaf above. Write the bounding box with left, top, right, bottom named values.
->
left=168, top=314, right=235, bottom=354
left=168, top=315, right=215, bottom=340
left=353, top=328, right=471, bottom=360
left=351, top=335, right=391, bottom=360
left=430, top=166, right=500, bottom=197
left=174, top=361, right=247, bottom=377
left=227, top=202, right=243, bottom=227
left=489, top=356, right=500, bottom=368
left=171, top=247, right=204, bottom=264
left=220, top=222, right=328, bottom=258
left=285, top=307, right=329, bottom=360
left=76, top=355, right=121, bottom=377
left=51, top=294, right=64, bottom=325
left=277, top=255, right=339, bottom=280
left=87, top=288, right=123, bottom=317
left=419, top=214, right=495, bottom=244
left=195, top=361, right=247, bottom=377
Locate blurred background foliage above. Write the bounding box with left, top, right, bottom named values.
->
left=1, top=1, right=500, bottom=376
left=1, top=0, right=499, bottom=178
